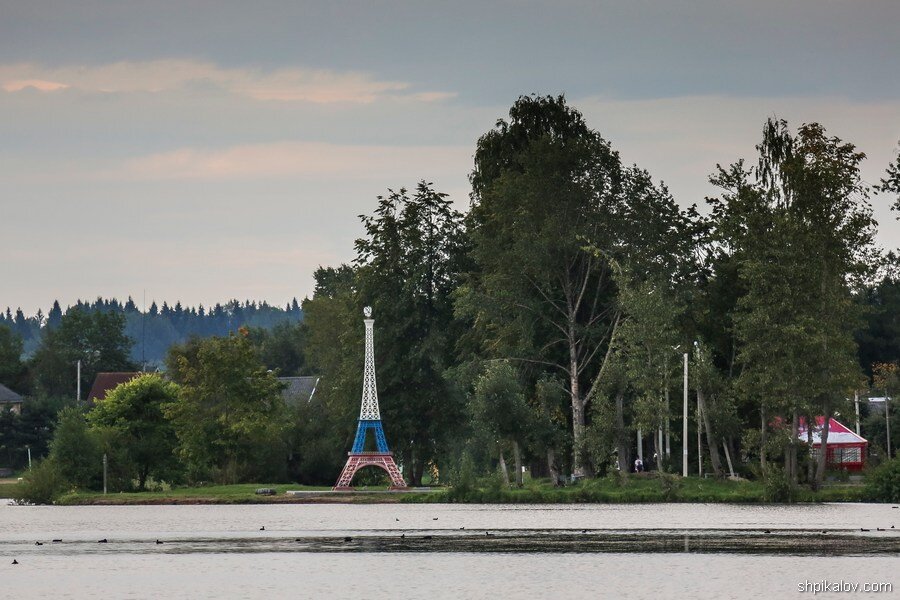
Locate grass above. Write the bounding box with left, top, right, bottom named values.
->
left=402, top=473, right=871, bottom=504
left=51, top=483, right=336, bottom=505
left=9, top=473, right=873, bottom=505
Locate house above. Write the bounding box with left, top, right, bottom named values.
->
left=0, top=383, right=24, bottom=414
left=797, top=416, right=868, bottom=472
left=87, top=372, right=144, bottom=403
left=278, top=376, right=320, bottom=407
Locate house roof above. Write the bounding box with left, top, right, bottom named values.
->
left=797, top=416, right=867, bottom=446
left=87, top=372, right=143, bottom=403
left=278, top=376, right=319, bottom=406
left=0, top=383, right=23, bottom=404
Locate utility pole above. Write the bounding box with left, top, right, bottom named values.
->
left=76, top=359, right=81, bottom=402
left=103, top=453, right=108, bottom=495
left=637, top=428, right=643, bottom=462
left=697, top=400, right=703, bottom=477
left=665, top=389, right=671, bottom=460
left=854, top=390, right=860, bottom=436
left=26, top=446, right=32, bottom=470
left=887, top=397, right=892, bottom=459
left=683, top=352, right=688, bottom=477
left=658, top=426, right=663, bottom=467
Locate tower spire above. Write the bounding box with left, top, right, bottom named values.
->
left=359, top=306, right=380, bottom=420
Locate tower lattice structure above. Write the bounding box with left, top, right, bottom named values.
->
left=333, top=307, right=407, bottom=490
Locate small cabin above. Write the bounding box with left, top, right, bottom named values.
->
left=797, top=416, right=867, bottom=472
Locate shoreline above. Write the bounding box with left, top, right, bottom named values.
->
left=3, top=476, right=876, bottom=506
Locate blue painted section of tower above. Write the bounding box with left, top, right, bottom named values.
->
left=351, top=419, right=390, bottom=453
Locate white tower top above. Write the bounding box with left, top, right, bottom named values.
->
left=359, top=306, right=381, bottom=420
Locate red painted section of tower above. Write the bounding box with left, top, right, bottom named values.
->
left=333, top=452, right=407, bottom=490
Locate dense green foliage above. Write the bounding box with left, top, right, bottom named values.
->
left=865, top=457, right=900, bottom=502
left=166, top=332, right=288, bottom=483
left=88, top=374, right=181, bottom=489
left=5, top=96, right=900, bottom=501
left=30, top=307, right=136, bottom=399
left=410, top=474, right=867, bottom=504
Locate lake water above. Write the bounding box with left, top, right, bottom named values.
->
left=1, top=502, right=898, bottom=599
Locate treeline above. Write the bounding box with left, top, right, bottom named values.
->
left=5, top=95, right=900, bottom=497
left=1, top=297, right=303, bottom=365
left=294, top=96, right=900, bottom=491
left=0, top=303, right=308, bottom=472
left=20, top=335, right=292, bottom=502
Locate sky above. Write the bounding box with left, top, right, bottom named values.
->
left=2, top=1, right=899, bottom=314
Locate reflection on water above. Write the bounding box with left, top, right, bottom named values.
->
left=1, top=503, right=898, bottom=599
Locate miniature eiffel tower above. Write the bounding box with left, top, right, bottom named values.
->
left=333, top=307, right=407, bottom=490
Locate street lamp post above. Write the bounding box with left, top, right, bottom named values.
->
left=683, top=352, right=688, bottom=477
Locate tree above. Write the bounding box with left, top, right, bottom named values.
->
left=48, top=406, right=102, bottom=489
left=878, top=140, right=900, bottom=211
left=30, top=307, right=136, bottom=399
left=871, top=362, right=899, bottom=461
left=46, top=301, right=63, bottom=329
left=165, top=332, right=287, bottom=483
left=0, top=324, right=25, bottom=391
left=613, top=272, right=684, bottom=473
left=857, top=260, right=900, bottom=373
left=254, top=322, right=308, bottom=376
left=469, top=361, right=531, bottom=486
left=0, top=396, right=62, bottom=469
left=298, top=265, right=364, bottom=481
left=88, top=373, right=181, bottom=489
left=462, top=95, right=689, bottom=477
left=353, top=182, right=469, bottom=485
left=709, top=119, right=876, bottom=487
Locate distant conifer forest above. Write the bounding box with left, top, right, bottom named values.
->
left=0, top=297, right=303, bottom=367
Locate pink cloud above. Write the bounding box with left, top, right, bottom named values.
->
left=0, top=61, right=452, bottom=104
left=2, top=79, right=69, bottom=92
left=107, top=141, right=471, bottom=182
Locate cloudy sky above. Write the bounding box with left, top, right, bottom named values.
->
left=2, top=1, right=899, bottom=314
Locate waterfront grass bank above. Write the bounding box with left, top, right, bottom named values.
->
left=10, top=475, right=873, bottom=505
left=403, top=475, right=870, bottom=504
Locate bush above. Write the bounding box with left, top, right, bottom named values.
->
left=762, top=466, right=796, bottom=503
left=447, top=452, right=476, bottom=498
left=13, top=460, right=66, bottom=504
left=658, top=473, right=682, bottom=501
left=865, top=457, right=900, bottom=503
left=50, top=407, right=103, bottom=488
